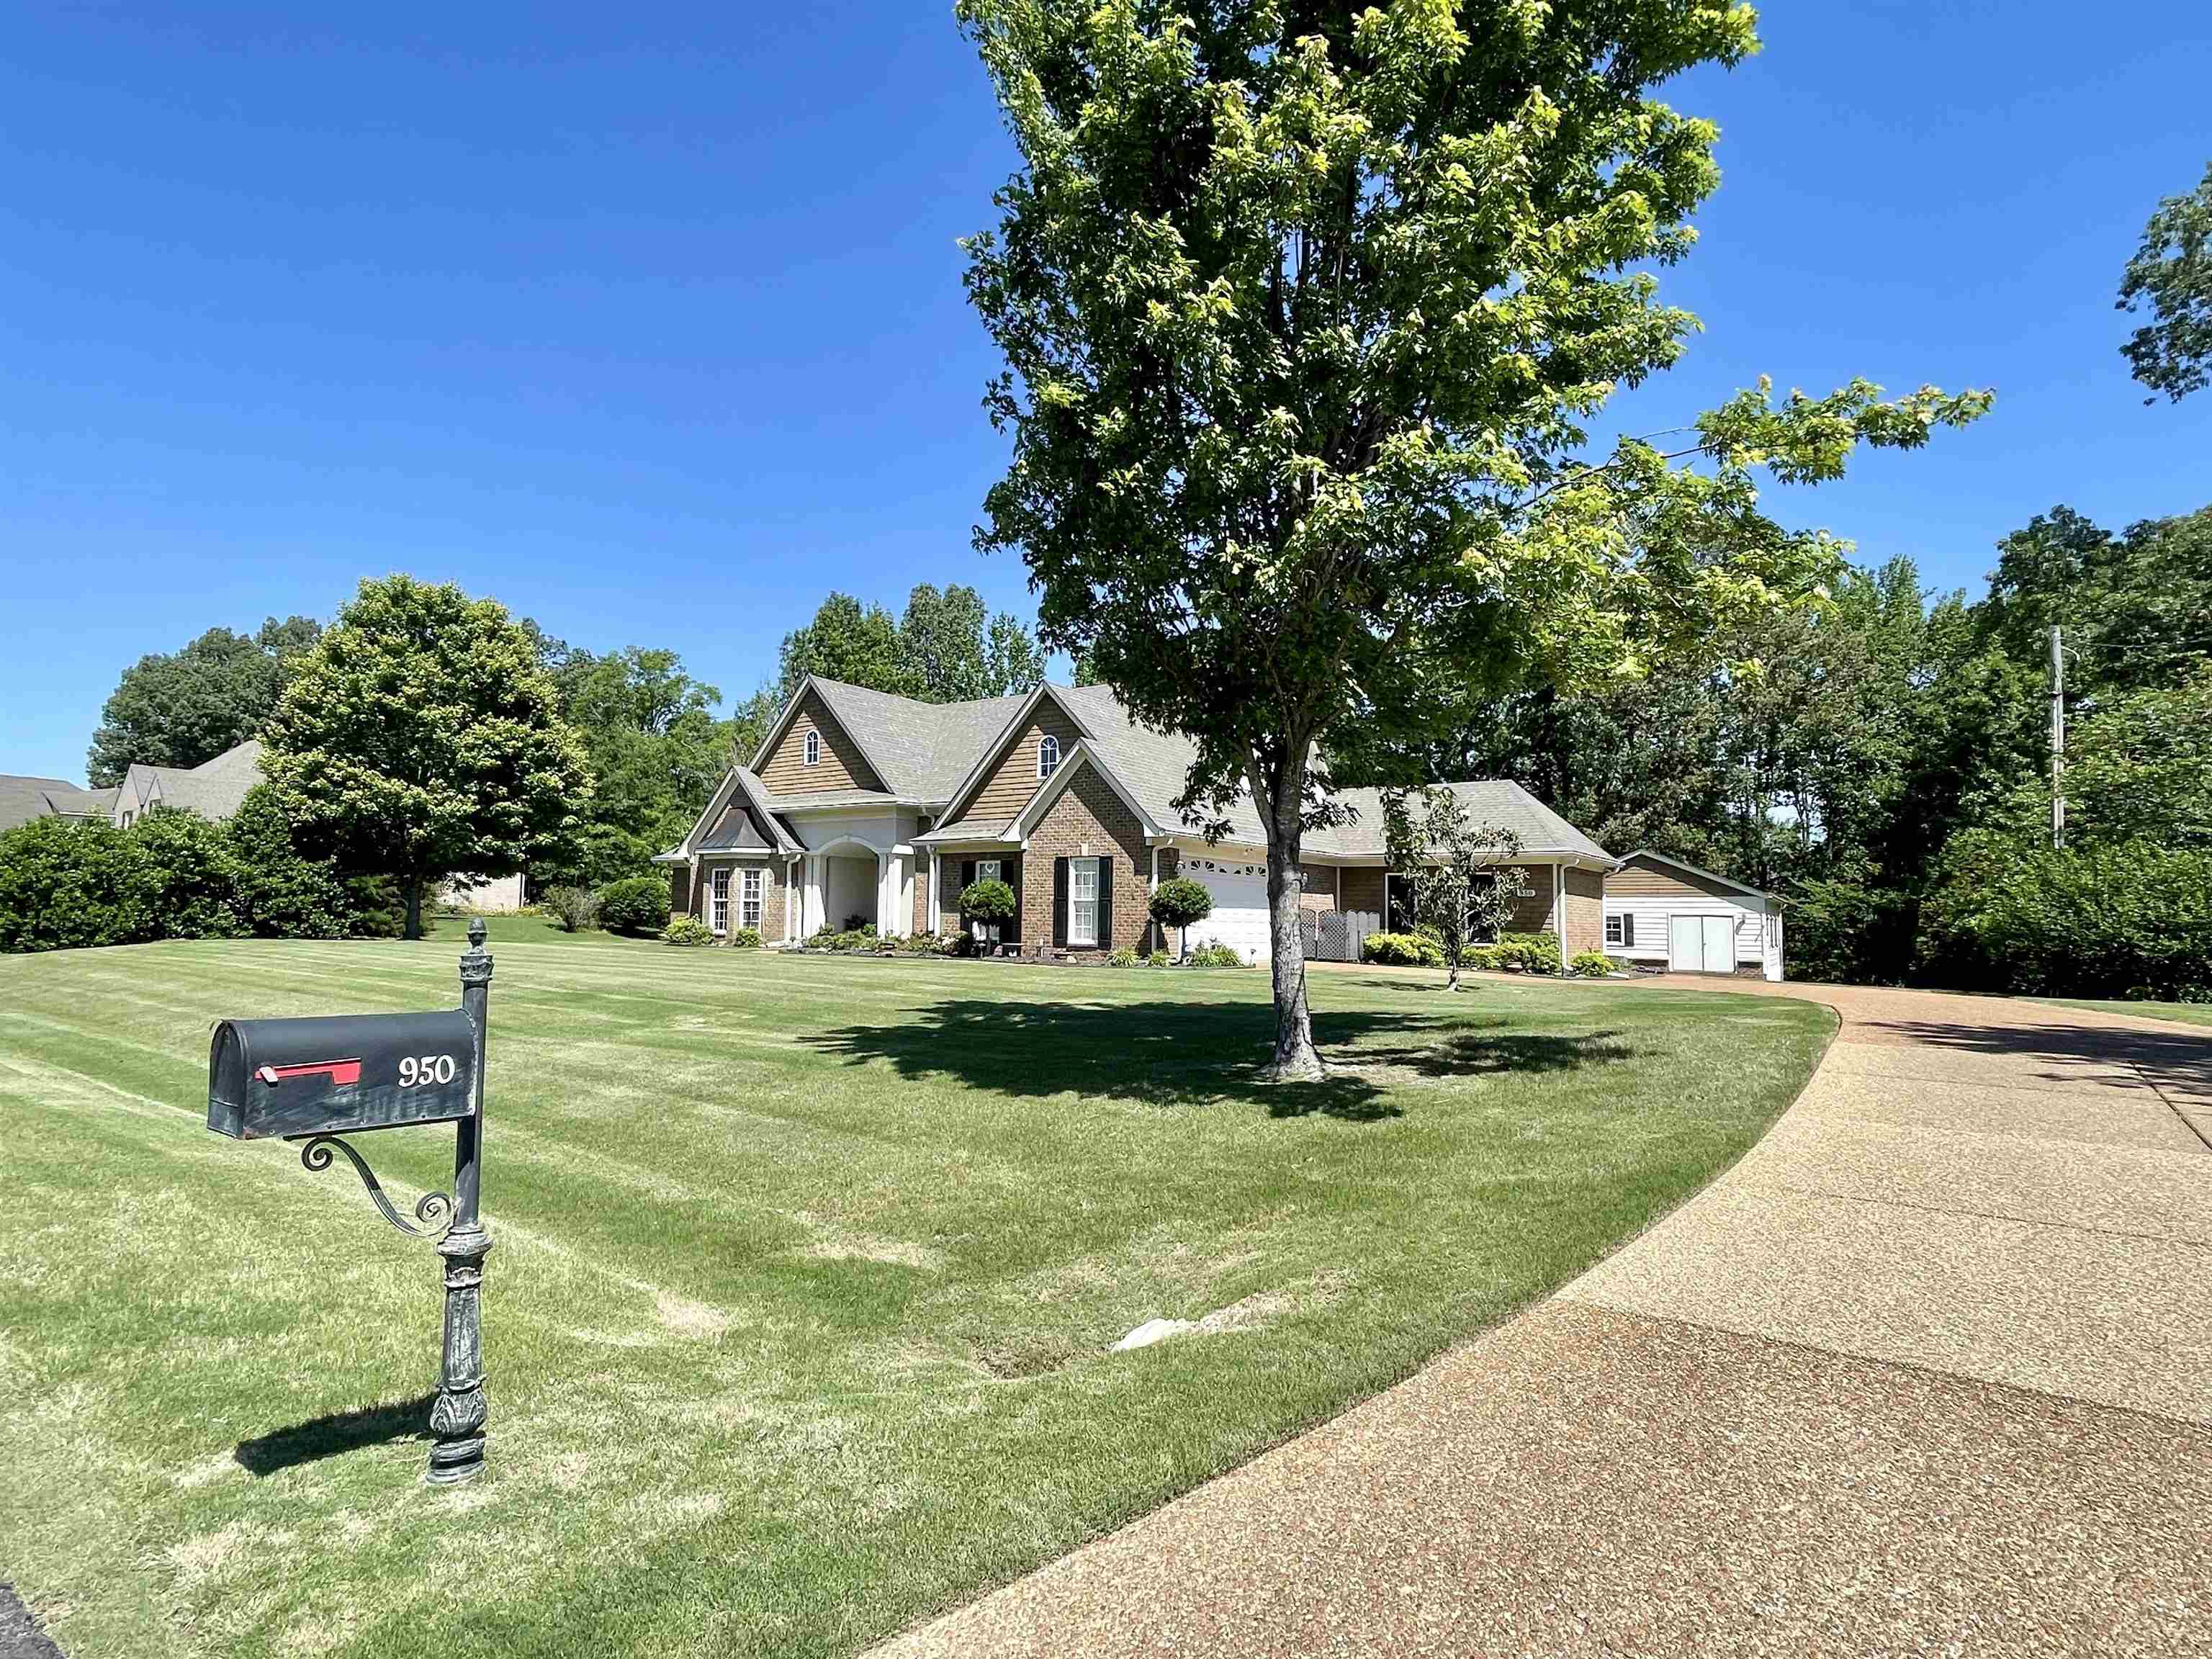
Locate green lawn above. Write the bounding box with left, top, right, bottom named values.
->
left=2048, top=996, right=2212, bottom=1029
left=0, top=927, right=1831, bottom=1659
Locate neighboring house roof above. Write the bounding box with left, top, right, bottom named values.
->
left=1615, top=848, right=1778, bottom=902
left=115, top=739, right=265, bottom=822
left=0, top=775, right=98, bottom=832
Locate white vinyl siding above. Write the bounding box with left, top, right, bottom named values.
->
left=1069, top=857, right=1099, bottom=947
left=1602, top=889, right=1780, bottom=980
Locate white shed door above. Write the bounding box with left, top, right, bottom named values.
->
left=1668, top=914, right=1735, bottom=973
left=1190, top=860, right=1272, bottom=963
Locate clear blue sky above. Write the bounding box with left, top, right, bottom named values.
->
left=4, top=3, right=2208, bottom=783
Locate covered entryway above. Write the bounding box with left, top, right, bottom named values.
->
left=1668, top=913, right=1736, bottom=974
left=821, top=851, right=879, bottom=934
left=1187, top=858, right=1271, bottom=963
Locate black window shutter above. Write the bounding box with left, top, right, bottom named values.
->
left=1053, top=857, right=1069, bottom=948
left=1004, top=859, right=1021, bottom=943
left=1097, top=858, right=1114, bottom=949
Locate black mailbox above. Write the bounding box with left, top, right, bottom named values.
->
left=207, top=1010, right=478, bottom=1141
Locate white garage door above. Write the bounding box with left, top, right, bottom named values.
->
left=1667, top=913, right=1737, bottom=974
left=1187, top=858, right=1272, bottom=963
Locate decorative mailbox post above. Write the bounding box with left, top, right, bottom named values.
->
left=207, top=919, right=496, bottom=1484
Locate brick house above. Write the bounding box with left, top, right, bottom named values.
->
left=660, top=676, right=1614, bottom=963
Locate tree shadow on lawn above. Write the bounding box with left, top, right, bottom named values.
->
left=233, top=1394, right=435, bottom=1477
left=801, top=997, right=1635, bottom=1123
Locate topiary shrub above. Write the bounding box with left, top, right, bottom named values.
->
left=1569, top=950, right=1616, bottom=978
left=958, top=878, right=1017, bottom=947
left=1362, top=930, right=1444, bottom=968
left=728, top=926, right=763, bottom=949
left=600, top=874, right=672, bottom=935
left=1148, top=876, right=1214, bottom=958
left=541, top=885, right=601, bottom=933
left=662, top=914, right=714, bottom=946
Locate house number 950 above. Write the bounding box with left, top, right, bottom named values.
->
left=398, top=1055, right=458, bottom=1087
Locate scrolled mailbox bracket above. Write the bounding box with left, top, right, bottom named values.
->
left=206, top=919, right=497, bottom=1485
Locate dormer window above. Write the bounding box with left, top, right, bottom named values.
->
left=1038, top=734, right=1060, bottom=780
left=804, top=729, right=819, bottom=767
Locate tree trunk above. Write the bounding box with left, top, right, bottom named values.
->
left=1258, top=773, right=1323, bottom=1082
left=403, top=878, right=425, bottom=940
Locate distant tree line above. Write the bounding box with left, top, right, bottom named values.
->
left=1337, top=501, right=2212, bottom=997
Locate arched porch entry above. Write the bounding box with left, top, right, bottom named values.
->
left=802, top=835, right=900, bottom=937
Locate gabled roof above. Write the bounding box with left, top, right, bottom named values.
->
left=675, top=765, right=802, bottom=860
left=118, top=740, right=265, bottom=822
left=1617, top=848, right=1776, bottom=902
left=750, top=675, right=1031, bottom=803
left=1008, top=739, right=1166, bottom=842
left=705, top=678, right=1613, bottom=866
left=0, top=775, right=94, bottom=832
left=932, top=682, right=1099, bottom=827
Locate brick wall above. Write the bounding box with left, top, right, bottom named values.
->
left=1501, top=864, right=1553, bottom=935
left=1020, top=766, right=1151, bottom=956
left=911, top=852, right=931, bottom=936
left=1341, top=866, right=1385, bottom=917
left=695, top=858, right=788, bottom=941
left=1560, top=867, right=1604, bottom=957
left=1300, top=863, right=1339, bottom=911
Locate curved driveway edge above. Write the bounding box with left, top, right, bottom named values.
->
left=872, top=980, right=2212, bottom=1658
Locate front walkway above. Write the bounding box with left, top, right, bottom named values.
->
left=875, top=979, right=2212, bottom=1658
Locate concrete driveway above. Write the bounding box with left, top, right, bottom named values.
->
left=876, top=980, right=2212, bottom=1658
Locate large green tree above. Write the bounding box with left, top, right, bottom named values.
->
left=264, top=576, right=590, bottom=938
left=959, top=0, right=1987, bottom=1075
left=2118, top=161, right=2212, bottom=403
left=778, top=585, right=1048, bottom=702
left=86, top=616, right=321, bottom=786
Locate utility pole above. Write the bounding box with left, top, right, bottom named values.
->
left=2049, top=624, right=2066, bottom=850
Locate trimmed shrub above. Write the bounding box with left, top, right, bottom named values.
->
left=1495, top=931, right=1563, bottom=975
left=600, top=875, right=672, bottom=935
left=1568, top=950, right=1616, bottom=978
left=662, top=914, right=714, bottom=946
left=1362, top=930, right=1444, bottom=968
left=1148, top=876, right=1213, bottom=955
left=542, top=885, right=601, bottom=933
left=728, top=926, right=763, bottom=949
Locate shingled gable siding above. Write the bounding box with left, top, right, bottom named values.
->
left=1020, top=766, right=1151, bottom=956
left=955, top=704, right=1088, bottom=825
left=757, top=691, right=883, bottom=796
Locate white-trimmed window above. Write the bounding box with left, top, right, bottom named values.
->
left=1070, top=857, right=1100, bottom=947
left=741, top=868, right=763, bottom=929
left=804, top=729, right=819, bottom=766
left=1604, top=913, right=1624, bottom=947
left=710, top=867, right=731, bottom=935
left=976, top=858, right=1002, bottom=885
left=1038, top=734, right=1060, bottom=780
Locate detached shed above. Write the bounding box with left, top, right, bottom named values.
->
left=1604, top=850, right=1784, bottom=981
